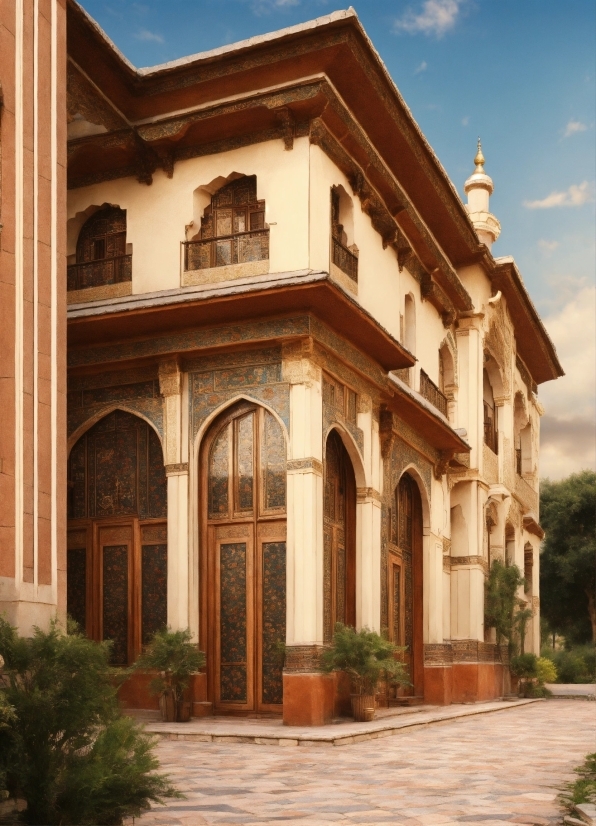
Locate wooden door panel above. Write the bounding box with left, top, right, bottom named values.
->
left=257, top=522, right=286, bottom=710
left=214, top=524, right=254, bottom=711
left=97, top=522, right=135, bottom=665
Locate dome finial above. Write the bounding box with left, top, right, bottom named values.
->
left=474, top=137, right=485, bottom=172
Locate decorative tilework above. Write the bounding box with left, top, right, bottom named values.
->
left=262, top=411, right=286, bottom=510
left=68, top=410, right=167, bottom=521
left=261, top=541, right=286, bottom=705
left=220, top=542, right=247, bottom=703
left=141, top=544, right=168, bottom=647
left=68, top=398, right=164, bottom=443
left=67, top=547, right=86, bottom=631
left=103, top=544, right=128, bottom=666
left=236, top=413, right=254, bottom=512
left=209, top=428, right=229, bottom=518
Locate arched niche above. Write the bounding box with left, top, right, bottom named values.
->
left=67, top=204, right=131, bottom=293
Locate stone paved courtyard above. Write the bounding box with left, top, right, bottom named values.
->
left=130, top=700, right=595, bottom=826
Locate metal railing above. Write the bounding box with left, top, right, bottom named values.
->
left=331, top=236, right=358, bottom=282
left=183, top=229, right=269, bottom=271
left=419, top=369, right=448, bottom=417
left=67, top=254, right=132, bottom=292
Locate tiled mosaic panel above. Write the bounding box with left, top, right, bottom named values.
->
left=261, top=541, right=286, bottom=705
left=209, top=427, right=230, bottom=518
left=236, top=413, right=254, bottom=512
left=103, top=544, right=128, bottom=665
left=262, top=412, right=286, bottom=511
left=67, top=547, right=86, bottom=631
left=392, top=564, right=401, bottom=644
left=220, top=542, right=247, bottom=703
left=141, top=544, right=168, bottom=647
left=69, top=410, right=166, bottom=521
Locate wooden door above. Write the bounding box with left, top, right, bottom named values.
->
left=323, top=429, right=356, bottom=642
left=201, top=402, right=287, bottom=714
left=388, top=473, right=423, bottom=697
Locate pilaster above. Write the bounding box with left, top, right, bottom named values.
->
left=159, top=358, right=189, bottom=630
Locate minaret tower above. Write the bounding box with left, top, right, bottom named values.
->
left=464, top=138, right=501, bottom=249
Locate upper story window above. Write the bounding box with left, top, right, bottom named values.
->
left=483, top=368, right=498, bottom=454
left=331, top=186, right=358, bottom=283
left=184, top=175, right=269, bottom=272
left=514, top=392, right=532, bottom=476
left=68, top=206, right=131, bottom=292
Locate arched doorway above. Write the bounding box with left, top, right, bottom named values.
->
left=323, top=429, right=356, bottom=641
left=66, top=410, right=167, bottom=665
left=387, top=472, right=423, bottom=697
left=200, top=401, right=287, bottom=714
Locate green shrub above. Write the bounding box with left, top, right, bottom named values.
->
left=0, top=617, right=180, bottom=825
left=484, top=560, right=526, bottom=648
left=552, top=649, right=592, bottom=684
left=320, top=624, right=410, bottom=695
left=509, top=652, right=538, bottom=678
left=132, top=626, right=205, bottom=703
left=536, top=656, right=557, bottom=685
left=558, top=752, right=596, bottom=814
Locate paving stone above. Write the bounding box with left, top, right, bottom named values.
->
left=128, top=701, right=593, bottom=826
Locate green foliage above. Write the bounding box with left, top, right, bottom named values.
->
left=133, top=627, right=205, bottom=702
left=509, top=652, right=538, bottom=678
left=535, top=656, right=557, bottom=684
left=0, top=616, right=179, bottom=825
left=320, top=624, right=410, bottom=695
left=484, top=560, right=526, bottom=647
left=540, top=471, right=596, bottom=644
left=543, top=645, right=596, bottom=684
left=558, top=753, right=596, bottom=814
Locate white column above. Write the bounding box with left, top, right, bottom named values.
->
left=159, top=359, right=190, bottom=631
left=283, top=344, right=324, bottom=645
left=356, top=395, right=381, bottom=631
left=455, top=315, right=483, bottom=470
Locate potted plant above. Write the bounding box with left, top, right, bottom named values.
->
left=321, top=624, right=410, bottom=722
left=509, top=652, right=538, bottom=697
left=133, top=627, right=205, bottom=722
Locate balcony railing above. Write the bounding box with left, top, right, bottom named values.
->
left=419, top=369, right=448, bottom=417
left=331, top=236, right=358, bottom=283
left=67, top=254, right=132, bottom=292
left=183, top=229, right=269, bottom=271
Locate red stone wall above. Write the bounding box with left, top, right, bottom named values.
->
left=0, top=0, right=66, bottom=630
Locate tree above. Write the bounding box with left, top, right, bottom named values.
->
left=540, top=471, right=596, bottom=644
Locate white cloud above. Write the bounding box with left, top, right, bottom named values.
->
left=563, top=120, right=587, bottom=138
left=539, top=284, right=596, bottom=479
left=251, top=0, right=300, bottom=13
left=414, top=61, right=428, bottom=74
left=523, top=181, right=594, bottom=210
left=538, top=239, right=559, bottom=254
left=134, top=28, right=164, bottom=43
left=394, top=0, right=463, bottom=38
left=461, top=115, right=470, bottom=126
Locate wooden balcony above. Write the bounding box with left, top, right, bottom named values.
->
left=183, top=229, right=269, bottom=271
left=419, top=369, right=448, bottom=417
left=67, top=254, right=132, bottom=292
left=331, top=236, right=358, bottom=282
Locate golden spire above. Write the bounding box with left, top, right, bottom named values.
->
left=474, top=137, right=485, bottom=173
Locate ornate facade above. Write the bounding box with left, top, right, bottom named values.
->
left=1, top=2, right=563, bottom=723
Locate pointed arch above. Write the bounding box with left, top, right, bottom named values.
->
left=323, top=422, right=366, bottom=488
left=68, top=404, right=164, bottom=461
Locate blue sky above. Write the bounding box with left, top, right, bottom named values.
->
left=79, top=0, right=595, bottom=479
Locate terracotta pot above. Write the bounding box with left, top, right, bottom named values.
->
left=176, top=700, right=192, bottom=722
left=159, top=690, right=177, bottom=722
left=351, top=694, right=376, bottom=722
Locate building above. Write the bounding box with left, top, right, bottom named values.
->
left=1, top=1, right=563, bottom=724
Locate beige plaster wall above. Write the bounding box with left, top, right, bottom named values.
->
left=67, top=136, right=311, bottom=295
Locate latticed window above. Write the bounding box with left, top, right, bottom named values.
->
left=68, top=207, right=132, bottom=292
left=184, top=175, right=269, bottom=271
left=330, top=187, right=358, bottom=282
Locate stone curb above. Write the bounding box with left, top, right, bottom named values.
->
left=143, top=698, right=542, bottom=747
